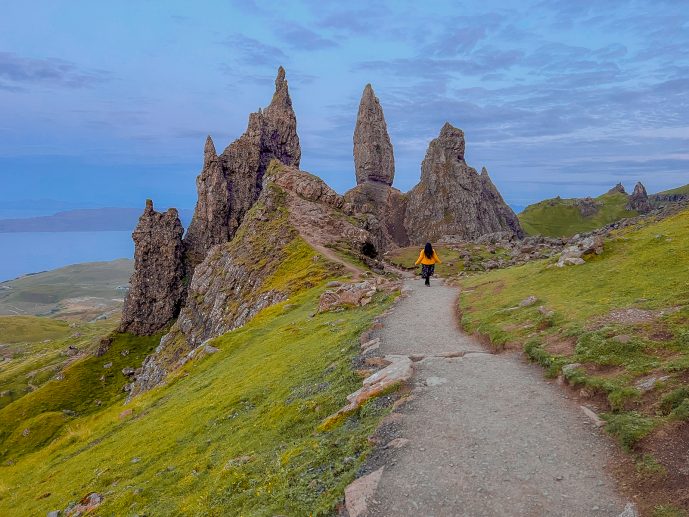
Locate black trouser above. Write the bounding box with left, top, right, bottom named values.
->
left=421, top=264, right=435, bottom=285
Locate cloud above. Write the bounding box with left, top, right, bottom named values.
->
left=275, top=22, right=338, bottom=50
left=219, top=34, right=288, bottom=66
left=0, top=52, right=110, bottom=91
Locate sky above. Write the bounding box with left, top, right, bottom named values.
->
left=1, top=0, right=688, bottom=217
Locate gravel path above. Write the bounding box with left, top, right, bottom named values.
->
left=366, top=278, right=627, bottom=517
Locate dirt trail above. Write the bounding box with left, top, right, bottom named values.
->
left=364, top=278, right=629, bottom=517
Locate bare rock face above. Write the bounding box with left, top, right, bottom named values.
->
left=343, top=182, right=409, bottom=252
left=627, top=182, right=652, bottom=213
left=404, top=122, right=523, bottom=243
left=353, top=84, right=394, bottom=185
left=183, top=66, right=300, bottom=269
left=120, top=200, right=186, bottom=335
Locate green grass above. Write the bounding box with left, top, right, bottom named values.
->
left=0, top=258, right=132, bottom=319
left=656, top=183, right=689, bottom=197
left=386, top=244, right=513, bottom=276
left=519, top=192, right=637, bottom=237
left=459, top=207, right=689, bottom=450
left=0, top=283, right=396, bottom=516
left=0, top=315, right=70, bottom=343
left=0, top=318, right=118, bottom=411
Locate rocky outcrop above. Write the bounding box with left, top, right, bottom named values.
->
left=129, top=163, right=375, bottom=396
left=576, top=197, right=600, bottom=217
left=183, top=66, right=301, bottom=269
left=343, top=182, right=409, bottom=252
left=404, top=123, right=523, bottom=244
left=120, top=200, right=186, bottom=335
left=627, top=182, right=652, bottom=213
left=608, top=183, right=627, bottom=195
left=353, top=84, right=394, bottom=185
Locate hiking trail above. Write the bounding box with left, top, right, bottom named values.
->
left=359, top=277, right=630, bottom=517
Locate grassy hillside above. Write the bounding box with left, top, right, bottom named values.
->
left=519, top=192, right=636, bottom=237
left=655, top=183, right=689, bottom=197
left=0, top=317, right=118, bottom=411
left=0, top=276, right=397, bottom=514
left=459, top=208, right=689, bottom=512
left=0, top=259, right=132, bottom=320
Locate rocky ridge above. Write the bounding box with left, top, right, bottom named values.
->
left=119, top=200, right=186, bottom=336
left=183, top=66, right=301, bottom=269
left=128, top=162, right=379, bottom=396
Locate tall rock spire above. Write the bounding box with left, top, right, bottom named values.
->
left=184, top=66, right=301, bottom=270
left=353, top=84, right=395, bottom=185
left=404, top=122, right=523, bottom=243
left=120, top=200, right=186, bottom=335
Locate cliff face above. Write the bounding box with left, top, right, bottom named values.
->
left=183, top=67, right=301, bottom=269
left=404, top=123, right=523, bottom=243
left=120, top=200, right=186, bottom=335
left=129, top=162, right=373, bottom=396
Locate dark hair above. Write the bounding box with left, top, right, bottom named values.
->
left=424, top=242, right=433, bottom=259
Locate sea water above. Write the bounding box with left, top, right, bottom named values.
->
left=0, top=231, right=133, bottom=282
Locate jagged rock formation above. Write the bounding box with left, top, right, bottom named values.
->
left=120, top=200, right=186, bottom=335
left=608, top=183, right=627, bottom=195
left=183, top=66, right=300, bottom=268
left=353, top=84, right=395, bottom=186
left=345, top=84, right=408, bottom=252
left=627, top=182, right=652, bottom=213
left=129, top=162, right=373, bottom=396
left=404, top=123, right=523, bottom=243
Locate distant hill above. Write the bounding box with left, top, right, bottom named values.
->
left=0, top=259, right=133, bottom=320
left=519, top=182, right=689, bottom=237
left=0, top=207, right=193, bottom=233
left=519, top=191, right=636, bottom=237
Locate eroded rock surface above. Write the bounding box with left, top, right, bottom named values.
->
left=404, top=123, right=523, bottom=243
left=627, top=182, right=652, bottom=213
left=120, top=200, right=186, bottom=335
left=184, top=66, right=301, bottom=269
left=354, top=84, right=394, bottom=185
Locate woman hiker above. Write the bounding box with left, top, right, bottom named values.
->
left=415, top=242, right=442, bottom=286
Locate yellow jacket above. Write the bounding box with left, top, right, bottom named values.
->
left=415, top=249, right=442, bottom=265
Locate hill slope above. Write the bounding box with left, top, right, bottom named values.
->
left=459, top=207, right=689, bottom=513
left=519, top=192, right=636, bottom=237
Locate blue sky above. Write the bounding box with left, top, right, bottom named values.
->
left=1, top=0, right=688, bottom=216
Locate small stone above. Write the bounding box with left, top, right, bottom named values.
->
left=519, top=296, right=538, bottom=307
left=103, top=362, right=112, bottom=369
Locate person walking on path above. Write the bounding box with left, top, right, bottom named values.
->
left=415, top=242, right=442, bottom=286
